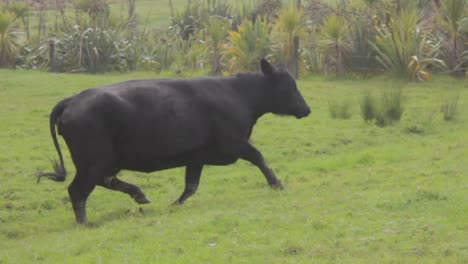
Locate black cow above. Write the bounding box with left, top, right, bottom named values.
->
left=38, top=59, right=311, bottom=224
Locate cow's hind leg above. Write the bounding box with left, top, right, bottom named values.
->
left=100, top=177, right=151, bottom=204
left=68, top=171, right=96, bottom=224
left=173, top=165, right=203, bottom=205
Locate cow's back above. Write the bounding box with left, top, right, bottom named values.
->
left=58, top=77, right=249, bottom=171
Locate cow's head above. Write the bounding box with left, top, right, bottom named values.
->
left=260, top=59, right=311, bottom=119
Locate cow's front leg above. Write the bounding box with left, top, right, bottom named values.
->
left=223, top=140, right=283, bottom=190
left=173, top=165, right=203, bottom=205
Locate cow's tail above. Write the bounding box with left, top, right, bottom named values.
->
left=37, top=97, right=72, bottom=183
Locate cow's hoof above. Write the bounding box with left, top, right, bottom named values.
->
left=133, top=194, right=152, bottom=204
left=270, top=182, right=284, bottom=190
left=171, top=200, right=183, bottom=206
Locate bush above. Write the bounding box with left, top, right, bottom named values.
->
left=0, top=11, right=22, bottom=67
left=54, top=25, right=136, bottom=73
left=378, top=87, right=404, bottom=126
left=434, top=0, right=468, bottom=76
left=371, top=4, right=444, bottom=81
left=135, top=29, right=179, bottom=72
left=170, top=0, right=234, bottom=41
left=224, top=18, right=271, bottom=72
left=15, top=41, right=48, bottom=69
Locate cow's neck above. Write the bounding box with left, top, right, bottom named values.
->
left=231, top=73, right=272, bottom=121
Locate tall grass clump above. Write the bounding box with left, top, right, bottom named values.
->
left=360, top=87, right=404, bottom=127
left=328, top=99, right=352, bottom=119
left=360, top=89, right=377, bottom=123
left=441, top=91, right=460, bottom=121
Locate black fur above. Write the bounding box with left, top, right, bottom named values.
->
left=39, top=59, right=311, bottom=224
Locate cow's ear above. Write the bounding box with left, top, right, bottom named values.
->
left=260, top=59, right=276, bottom=76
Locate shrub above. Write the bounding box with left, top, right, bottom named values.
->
left=347, top=8, right=379, bottom=74
left=16, top=41, right=48, bottom=69
left=434, top=0, right=468, bottom=76
left=135, top=29, right=179, bottom=72
left=172, top=34, right=209, bottom=73
left=75, top=0, right=110, bottom=27
left=224, top=18, right=271, bottom=72
left=170, top=0, right=233, bottom=41
left=0, top=11, right=22, bottom=67
left=55, top=24, right=136, bottom=73
left=371, top=4, right=444, bottom=81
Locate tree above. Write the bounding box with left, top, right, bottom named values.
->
left=273, top=6, right=306, bottom=78
left=317, top=14, right=353, bottom=77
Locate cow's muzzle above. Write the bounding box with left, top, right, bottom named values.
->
left=295, top=107, right=311, bottom=119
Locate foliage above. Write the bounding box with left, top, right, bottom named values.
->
left=170, top=0, right=234, bottom=41
left=316, top=14, right=353, bottom=77
left=15, top=41, right=48, bottom=70
left=0, top=0, right=466, bottom=76
left=371, top=5, right=445, bottom=81
left=271, top=6, right=306, bottom=76
left=434, top=0, right=468, bottom=76
left=360, top=86, right=404, bottom=127
left=205, top=15, right=231, bottom=75
left=346, top=6, right=379, bottom=73
left=54, top=25, right=136, bottom=73
left=75, top=0, right=110, bottom=26
left=360, top=89, right=377, bottom=122
left=250, top=0, right=282, bottom=22
left=441, top=91, right=460, bottom=121
left=4, top=2, right=29, bottom=39
left=0, top=11, right=21, bottom=67
left=136, top=29, right=180, bottom=72
left=224, top=18, right=271, bottom=72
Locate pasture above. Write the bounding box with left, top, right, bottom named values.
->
left=0, top=70, right=467, bottom=263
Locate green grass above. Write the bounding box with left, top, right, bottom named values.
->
left=0, top=70, right=467, bottom=263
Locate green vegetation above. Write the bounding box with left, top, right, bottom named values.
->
left=0, top=70, right=467, bottom=263
left=360, top=85, right=404, bottom=127
left=0, top=0, right=466, bottom=78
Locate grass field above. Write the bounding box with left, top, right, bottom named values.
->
left=0, top=70, right=467, bottom=263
